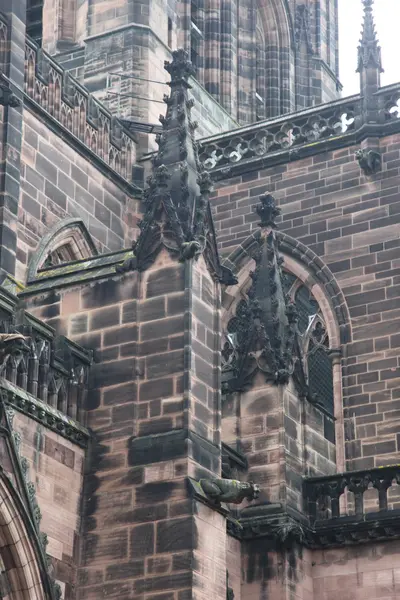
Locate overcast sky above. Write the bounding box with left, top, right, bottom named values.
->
left=339, top=0, right=400, bottom=96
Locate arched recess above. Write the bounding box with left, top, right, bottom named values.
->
left=0, top=475, right=53, bottom=599
left=222, top=229, right=351, bottom=471
left=222, top=229, right=351, bottom=345
left=257, top=0, right=295, bottom=116
left=255, top=14, right=266, bottom=121
left=27, top=218, right=98, bottom=283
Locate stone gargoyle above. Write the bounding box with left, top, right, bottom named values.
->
left=0, top=333, right=29, bottom=368
left=198, top=478, right=260, bottom=505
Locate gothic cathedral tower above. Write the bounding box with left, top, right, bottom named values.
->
left=27, top=0, right=341, bottom=139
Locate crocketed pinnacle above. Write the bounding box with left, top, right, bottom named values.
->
left=116, top=49, right=237, bottom=284
left=357, top=0, right=383, bottom=73
left=223, top=195, right=300, bottom=390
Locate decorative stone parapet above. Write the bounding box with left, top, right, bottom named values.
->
left=0, top=286, right=92, bottom=426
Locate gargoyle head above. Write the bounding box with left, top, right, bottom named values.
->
left=0, top=333, right=30, bottom=361
left=247, top=481, right=260, bottom=501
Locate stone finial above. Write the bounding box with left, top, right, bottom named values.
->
left=357, top=0, right=383, bottom=73
left=255, top=194, right=281, bottom=228
left=164, top=48, right=196, bottom=87
left=223, top=195, right=303, bottom=390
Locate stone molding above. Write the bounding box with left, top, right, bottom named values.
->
left=223, top=229, right=351, bottom=345
left=1, top=379, right=90, bottom=448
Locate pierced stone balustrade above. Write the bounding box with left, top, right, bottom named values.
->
left=17, top=29, right=136, bottom=181
left=303, top=464, right=400, bottom=525
left=198, top=95, right=360, bottom=172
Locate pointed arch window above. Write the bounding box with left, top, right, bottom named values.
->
left=255, top=23, right=266, bottom=120
left=285, top=278, right=335, bottom=420
left=27, top=218, right=98, bottom=282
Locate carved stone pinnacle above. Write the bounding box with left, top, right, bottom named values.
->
left=255, top=194, right=281, bottom=228
left=164, top=49, right=195, bottom=87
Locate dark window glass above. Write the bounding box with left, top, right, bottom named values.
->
left=282, top=272, right=297, bottom=296
left=295, top=285, right=319, bottom=333
left=308, top=337, right=334, bottom=416
left=42, top=244, right=75, bottom=269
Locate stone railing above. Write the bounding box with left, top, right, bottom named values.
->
left=21, top=36, right=135, bottom=181
left=377, top=83, right=400, bottom=123
left=198, top=95, right=360, bottom=172
left=0, top=288, right=92, bottom=427
left=303, top=464, right=400, bottom=525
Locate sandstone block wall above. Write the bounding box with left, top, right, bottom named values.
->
left=14, top=410, right=85, bottom=600
left=212, top=132, right=400, bottom=469
left=24, top=250, right=225, bottom=600
left=18, top=109, right=139, bottom=283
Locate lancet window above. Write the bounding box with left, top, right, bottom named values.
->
left=283, top=274, right=335, bottom=416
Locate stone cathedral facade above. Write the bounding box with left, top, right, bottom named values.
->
left=0, top=0, right=399, bottom=599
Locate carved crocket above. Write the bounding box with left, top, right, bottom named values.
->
left=198, top=478, right=260, bottom=505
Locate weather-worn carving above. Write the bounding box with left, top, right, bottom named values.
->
left=115, top=49, right=236, bottom=285
left=0, top=82, right=20, bottom=107
left=222, top=194, right=305, bottom=391
left=355, top=148, right=381, bottom=175
left=295, top=4, right=314, bottom=54
left=0, top=333, right=29, bottom=369
left=198, top=100, right=357, bottom=171
left=198, top=478, right=260, bottom=505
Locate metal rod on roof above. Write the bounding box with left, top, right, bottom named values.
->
left=110, top=72, right=169, bottom=86
left=106, top=91, right=166, bottom=104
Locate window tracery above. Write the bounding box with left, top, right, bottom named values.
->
left=27, top=218, right=98, bottom=282
left=285, top=275, right=335, bottom=416
left=222, top=271, right=335, bottom=418
left=42, top=242, right=76, bottom=268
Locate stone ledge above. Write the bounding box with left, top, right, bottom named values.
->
left=19, top=250, right=133, bottom=296
left=227, top=502, right=400, bottom=549
left=0, top=379, right=90, bottom=448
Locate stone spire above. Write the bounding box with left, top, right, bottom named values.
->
left=357, top=0, right=383, bottom=74
left=116, top=48, right=237, bottom=284
left=223, top=194, right=301, bottom=391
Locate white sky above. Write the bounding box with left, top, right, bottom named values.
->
left=339, top=0, right=400, bottom=96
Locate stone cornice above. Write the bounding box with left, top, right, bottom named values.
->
left=0, top=379, right=90, bottom=448
left=19, top=249, right=133, bottom=296
left=227, top=504, right=400, bottom=549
